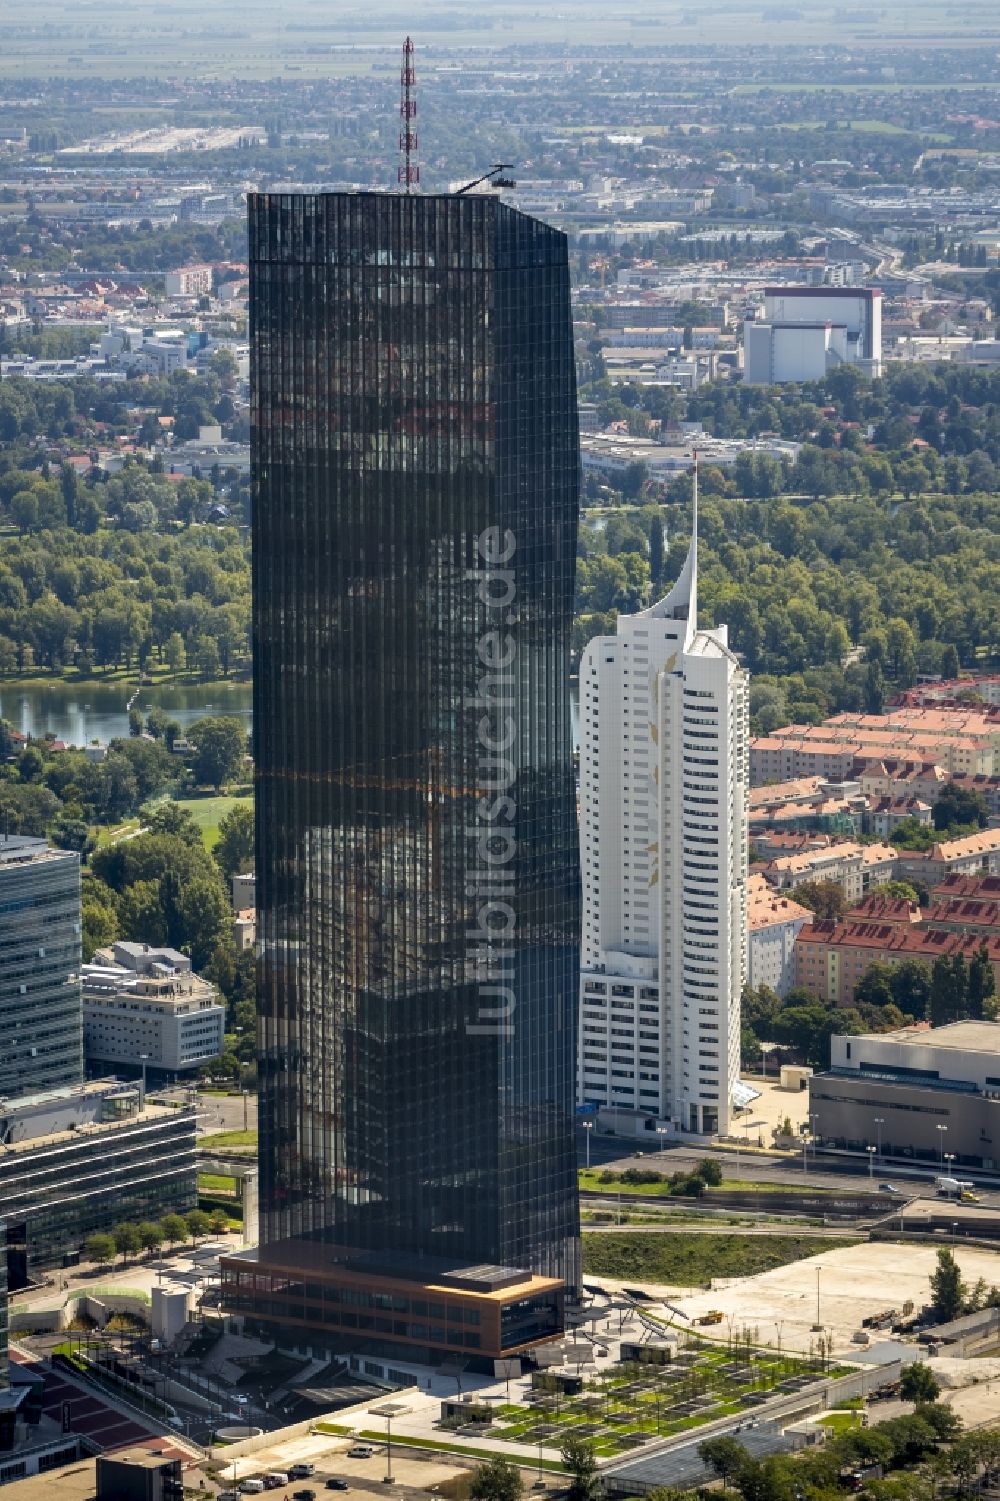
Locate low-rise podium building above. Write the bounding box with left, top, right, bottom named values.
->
left=810, top=1021, right=1000, bottom=1169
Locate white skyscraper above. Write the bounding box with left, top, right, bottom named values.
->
left=577, top=473, right=749, bottom=1136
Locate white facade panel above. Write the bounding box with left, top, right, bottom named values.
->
left=578, top=477, right=749, bottom=1135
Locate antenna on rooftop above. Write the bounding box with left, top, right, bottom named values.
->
left=398, top=37, right=419, bottom=192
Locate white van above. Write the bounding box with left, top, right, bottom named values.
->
left=242, top=1483, right=265, bottom=1495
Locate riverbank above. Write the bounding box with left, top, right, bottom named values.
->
left=0, top=668, right=250, bottom=694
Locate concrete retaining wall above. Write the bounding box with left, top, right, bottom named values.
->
left=9, top=1291, right=150, bottom=1335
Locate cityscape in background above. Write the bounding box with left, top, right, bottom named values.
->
left=0, top=4, right=998, bottom=1498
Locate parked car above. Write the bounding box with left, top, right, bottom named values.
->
left=878, top=1183, right=900, bottom=1194
left=326, top=1482, right=349, bottom=1492
left=293, top=1490, right=316, bottom=1500
left=289, top=1467, right=315, bottom=1481
left=347, top=1448, right=373, bottom=1460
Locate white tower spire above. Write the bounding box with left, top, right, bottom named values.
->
left=636, top=450, right=697, bottom=643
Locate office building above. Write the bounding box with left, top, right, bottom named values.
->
left=97, top=1449, right=184, bottom=1501
left=577, top=475, right=749, bottom=1136
left=222, top=1250, right=564, bottom=1367
left=810, top=1021, right=1000, bottom=1169
left=744, top=286, right=882, bottom=384
left=0, top=1082, right=196, bottom=1283
left=0, top=837, right=82, bottom=1101
left=237, top=190, right=580, bottom=1361
left=83, top=943, right=224, bottom=1075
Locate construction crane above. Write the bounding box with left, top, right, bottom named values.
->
left=455, top=163, right=516, bottom=195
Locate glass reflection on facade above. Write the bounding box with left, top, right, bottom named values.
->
left=0, top=837, right=82, bottom=1099
left=251, top=192, right=580, bottom=1291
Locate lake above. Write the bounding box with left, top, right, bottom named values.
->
left=0, top=681, right=253, bottom=747
left=2, top=679, right=579, bottom=753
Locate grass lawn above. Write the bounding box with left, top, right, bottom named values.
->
left=579, top=1171, right=824, bottom=1197
left=582, top=1232, right=859, bottom=1287
left=172, top=792, right=252, bottom=849
left=820, top=1411, right=863, bottom=1432
left=93, top=818, right=143, bottom=848
left=198, top=1172, right=238, bottom=1194
left=200, top=1128, right=257, bottom=1155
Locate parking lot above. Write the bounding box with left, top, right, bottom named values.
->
left=219, top=1435, right=465, bottom=1493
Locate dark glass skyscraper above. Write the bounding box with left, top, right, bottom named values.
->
left=250, top=192, right=580, bottom=1305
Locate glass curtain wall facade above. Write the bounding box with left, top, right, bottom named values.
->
left=0, top=838, right=82, bottom=1099
left=251, top=192, right=580, bottom=1290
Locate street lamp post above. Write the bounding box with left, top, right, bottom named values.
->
left=874, top=1117, right=884, bottom=1162
left=655, top=1125, right=669, bottom=1154
left=936, top=1124, right=948, bottom=1165
left=944, top=1152, right=955, bottom=1176
left=814, top=1266, right=822, bottom=1332
left=582, top=1120, right=594, bottom=1170
left=383, top=1414, right=393, bottom=1485
left=866, top=1145, right=876, bottom=1183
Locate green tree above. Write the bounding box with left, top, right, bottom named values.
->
left=933, top=784, right=989, bottom=832
left=469, top=1457, right=524, bottom=1501
left=113, top=1221, right=142, bottom=1264
left=732, top=1456, right=797, bottom=1501
left=209, top=1209, right=232, bottom=1235
left=930, top=953, right=966, bottom=1027
left=560, top=1435, right=602, bottom=1501
left=160, top=1212, right=188, bottom=1248
left=184, top=1208, right=212, bottom=1242
left=81, top=880, right=118, bottom=960
left=164, top=632, right=186, bottom=674
left=187, top=716, right=246, bottom=790
left=138, top=1220, right=165, bottom=1256
left=84, top=1232, right=116, bottom=1265
left=855, top=962, right=897, bottom=1010
left=646, top=508, right=664, bottom=586
left=698, top=1436, right=747, bottom=1487
left=790, top=880, right=847, bottom=920
left=173, top=873, right=232, bottom=970
left=214, top=802, right=254, bottom=882
left=890, top=958, right=932, bottom=1017
left=967, top=947, right=996, bottom=1021
left=941, top=642, right=960, bottom=680
left=11, top=489, right=39, bottom=534
left=145, top=802, right=202, bottom=845
left=930, top=1248, right=967, bottom=1322
left=900, top=1363, right=942, bottom=1403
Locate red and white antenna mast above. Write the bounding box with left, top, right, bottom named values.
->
left=398, top=36, right=419, bottom=192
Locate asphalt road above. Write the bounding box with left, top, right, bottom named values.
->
left=575, top=1127, right=1000, bottom=1208
left=580, top=1217, right=857, bottom=1238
